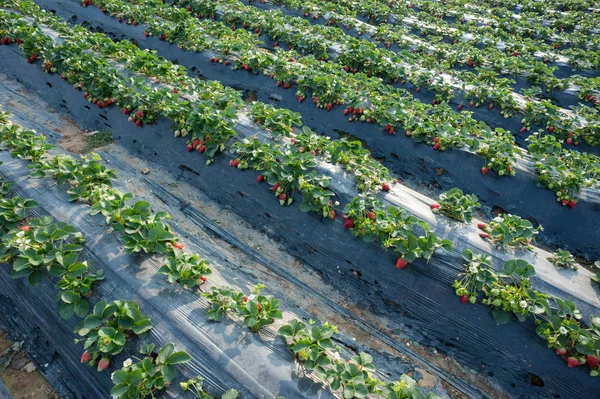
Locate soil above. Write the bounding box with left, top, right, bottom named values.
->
left=0, top=330, right=59, bottom=399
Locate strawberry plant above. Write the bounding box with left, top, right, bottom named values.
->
left=29, top=153, right=118, bottom=203
left=110, top=343, right=190, bottom=398
left=454, top=251, right=551, bottom=324
left=180, top=376, right=239, bottom=399
left=0, top=123, right=54, bottom=162
left=111, top=201, right=176, bottom=254
left=201, top=286, right=245, bottom=322
left=236, top=284, right=283, bottom=332
left=56, top=268, right=105, bottom=320
left=548, top=249, right=578, bottom=270
left=76, top=300, right=153, bottom=370
left=0, top=196, right=39, bottom=231
left=7, top=218, right=85, bottom=285
left=431, top=187, right=480, bottom=222
left=478, top=214, right=542, bottom=247
left=343, top=195, right=452, bottom=265
left=278, top=319, right=338, bottom=375
left=249, top=102, right=301, bottom=137
left=158, top=249, right=212, bottom=288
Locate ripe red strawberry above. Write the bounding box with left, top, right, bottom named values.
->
left=173, top=242, right=184, bottom=250
left=561, top=199, right=569, bottom=206
left=431, top=99, right=437, bottom=105
left=229, top=159, right=239, bottom=167
left=547, top=126, right=555, bottom=133
left=395, top=258, right=408, bottom=269
left=310, top=150, right=316, bottom=156
left=519, top=127, right=527, bottom=133
left=271, top=183, right=280, bottom=191
left=355, top=107, right=363, bottom=115
left=243, top=295, right=248, bottom=303
left=186, top=144, right=194, bottom=152
left=433, top=137, right=440, bottom=143
left=430, top=203, right=440, bottom=209
left=123, top=108, right=129, bottom=115
left=343, top=109, right=349, bottom=115
left=479, top=232, right=489, bottom=238
left=469, top=101, right=474, bottom=107
left=586, top=355, right=598, bottom=369
left=97, top=358, right=110, bottom=371
left=433, top=143, right=441, bottom=150
left=83, top=92, right=89, bottom=99
left=382, top=183, right=390, bottom=192
left=96, top=102, right=102, bottom=109
left=457, top=104, right=462, bottom=110
left=568, top=200, right=576, bottom=208
left=329, top=210, right=336, bottom=220
left=160, top=34, right=166, bottom=40
left=343, top=217, right=355, bottom=229
left=224, top=60, right=230, bottom=66
left=80, top=351, right=91, bottom=363
left=543, top=58, right=549, bottom=63
left=555, top=348, right=567, bottom=355
left=279, top=193, right=287, bottom=200
left=136, top=110, right=143, bottom=118
left=313, top=96, right=319, bottom=103
left=366, top=211, right=375, bottom=220
left=135, top=120, right=142, bottom=127
left=200, top=276, right=207, bottom=282
left=144, top=31, right=149, bottom=37
left=481, top=167, right=488, bottom=175
left=192, top=139, right=200, bottom=148
left=567, top=357, right=581, bottom=368
left=566, top=138, right=573, bottom=145
left=344, top=66, right=350, bottom=73
left=283, top=82, right=290, bottom=89
left=256, top=175, right=264, bottom=183
left=198, top=145, right=207, bottom=153
left=348, top=106, right=354, bottom=113
left=326, top=103, right=333, bottom=111
left=385, top=124, right=392, bottom=131
left=477, top=223, right=486, bottom=229
left=20, top=225, right=30, bottom=232
left=461, top=295, right=468, bottom=304
left=488, top=104, right=493, bottom=110
left=388, top=128, right=394, bottom=135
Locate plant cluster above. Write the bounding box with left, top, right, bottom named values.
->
left=477, top=214, right=542, bottom=248
left=430, top=187, right=480, bottom=222
left=454, top=250, right=600, bottom=375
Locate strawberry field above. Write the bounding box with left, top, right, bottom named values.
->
left=0, top=0, right=599, bottom=398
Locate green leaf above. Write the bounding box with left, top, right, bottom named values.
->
left=28, top=269, right=45, bottom=286
left=157, top=343, right=174, bottom=364
left=166, top=351, right=191, bottom=365
left=110, top=383, right=130, bottom=397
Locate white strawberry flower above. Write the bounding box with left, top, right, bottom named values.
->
left=469, top=265, right=478, bottom=273
left=519, top=300, right=528, bottom=308
left=123, top=358, right=132, bottom=367
left=559, top=326, right=568, bottom=335
left=334, top=201, right=340, bottom=206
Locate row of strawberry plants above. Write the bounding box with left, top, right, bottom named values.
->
left=0, top=107, right=441, bottom=398
left=0, top=2, right=458, bottom=265
left=326, top=0, right=600, bottom=57
left=453, top=250, right=600, bottom=376
left=201, top=283, right=440, bottom=398
left=4, top=0, right=393, bottom=192
left=164, top=0, right=600, bottom=138
left=70, top=0, right=554, bottom=164
left=84, top=0, right=600, bottom=152
left=264, top=0, right=600, bottom=103
left=0, top=110, right=243, bottom=399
